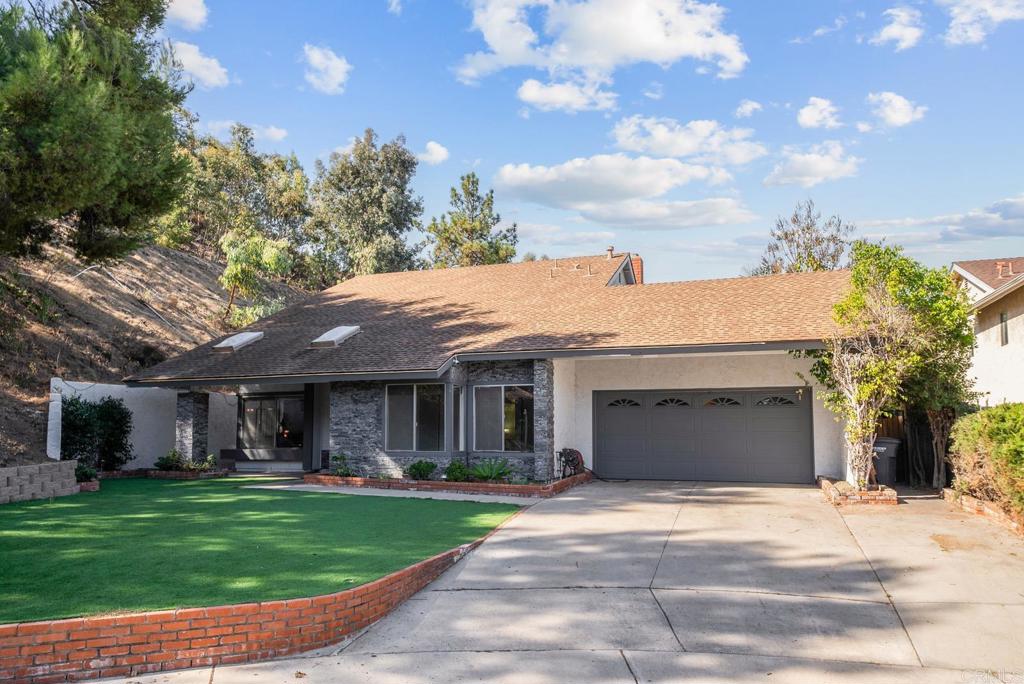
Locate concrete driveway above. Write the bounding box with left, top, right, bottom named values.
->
left=110, top=482, right=1024, bottom=684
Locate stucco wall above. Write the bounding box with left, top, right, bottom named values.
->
left=553, top=352, right=846, bottom=479
left=973, top=286, right=1024, bottom=405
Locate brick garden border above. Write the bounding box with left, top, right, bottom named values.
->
left=0, top=527, right=509, bottom=683
left=98, top=469, right=228, bottom=480
left=818, top=476, right=898, bottom=506
left=303, top=470, right=593, bottom=498
left=943, top=488, right=1023, bottom=536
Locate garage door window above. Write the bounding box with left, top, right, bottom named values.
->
left=474, top=385, right=534, bottom=452
left=704, top=396, right=742, bottom=407
left=654, top=397, right=690, bottom=407
left=755, top=395, right=796, bottom=406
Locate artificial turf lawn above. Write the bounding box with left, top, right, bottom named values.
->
left=0, top=477, right=520, bottom=623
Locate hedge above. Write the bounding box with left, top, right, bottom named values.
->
left=949, top=403, right=1024, bottom=518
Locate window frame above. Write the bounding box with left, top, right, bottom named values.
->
left=1000, top=311, right=1009, bottom=346
left=385, top=383, right=447, bottom=453
left=472, top=383, right=535, bottom=453
left=237, top=393, right=306, bottom=450
left=453, top=385, right=465, bottom=452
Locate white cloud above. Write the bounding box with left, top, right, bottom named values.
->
left=764, top=141, right=862, bottom=188
left=167, top=0, right=208, bottom=31
left=517, top=223, right=616, bottom=246
left=303, top=44, right=352, bottom=95
left=938, top=0, right=1024, bottom=45
left=790, top=15, right=847, bottom=44
left=797, top=97, right=842, bottom=129
left=578, top=198, right=757, bottom=229
left=861, top=193, right=1024, bottom=242
left=334, top=137, right=358, bottom=156
left=206, top=121, right=288, bottom=142
left=643, top=81, right=664, bottom=100
left=611, top=115, right=767, bottom=166
left=417, top=141, right=450, bottom=165
left=870, top=7, right=925, bottom=51
left=457, top=0, right=748, bottom=112
left=735, top=99, right=762, bottom=118
left=867, top=91, right=927, bottom=127
left=517, top=78, right=616, bottom=112
left=173, top=41, right=228, bottom=88
left=387, top=0, right=402, bottom=15
left=856, top=121, right=874, bottom=133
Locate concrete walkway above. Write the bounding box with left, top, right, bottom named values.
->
left=103, top=481, right=1024, bottom=683
left=243, top=481, right=534, bottom=505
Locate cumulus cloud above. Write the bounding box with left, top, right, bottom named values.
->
left=938, top=0, right=1024, bottom=45
left=856, top=121, right=874, bottom=133
left=173, top=41, right=228, bottom=88
left=797, top=97, right=842, bottom=129
left=790, top=15, right=847, bottom=44
left=387, top=0, right=402, bottom=15
left=735, top=99, right=762, bottom=118
left=517, top=223, right=616, bottom=246
left=867, top=91, right=927, bottom=127
left=303, top=44, right=352, bottom=95
left=417, top=141, right=450, bottom=165
left=207, top=121, right=288, bottom=141
left=578, top=198, right=757, bottom=229
left=861, top=192, right=1024, bottom=242
left=517, top=78, right=616, bottom=112
left=870, top=6, right=925, bottom=50
left=763, top=141, right=862, bottom=188
left=167, top=0, right=208, bottom=30
left=643, top=81, right=664, bottom=100
left=458, top=0, right=748, bottom=113
left=611, top=115, right=767, bottom=166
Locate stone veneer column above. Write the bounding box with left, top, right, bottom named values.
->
left=533, top=359, right=555, bottom=482
left=175, top=391, right=210, bottom=462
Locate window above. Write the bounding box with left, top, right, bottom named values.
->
left=755, top=395, right=796, bottom=406
left=386, top=384, right=444, bottom=452
left=453, top=386, right=465, bottom=451
left=608, top=398, right=641, bottom=407
left=238, top=395, right=304, bottom=449
left=654, top=397, right=689, bottom=407
left=474, top=385, right=534, bottom=452
left=705, top=396, right=741, bottom=407
left=1001, top=312, right=1009, bottom=346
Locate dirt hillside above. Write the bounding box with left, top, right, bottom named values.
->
left=0, top=245, right=307, bottom=465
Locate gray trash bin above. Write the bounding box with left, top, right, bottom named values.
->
left=873, top=437, right=901, bottom=486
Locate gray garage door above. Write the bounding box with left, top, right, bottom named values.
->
left=594, top=388, right=813, bottom=483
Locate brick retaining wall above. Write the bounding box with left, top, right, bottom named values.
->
left=818, top=476, right=898, bottom=505
left=0, top=461, right=78, bottom=504
left=98, top=470, right=228, bottom=480
left=303, top=470, right=593, bottom=498
left=943, top=488, right=1023, bottom=536
left=0, top=539, right=484, bottom=682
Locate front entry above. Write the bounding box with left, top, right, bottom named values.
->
left=593, top=388, right=813, bottom=483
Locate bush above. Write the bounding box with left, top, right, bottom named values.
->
left=60, top=395, right=134, bottom=471
left=154, top=449, right=186, bottom=471
left=75, top=463, right=97, bottom=483
left=406, top=460, right=437, bottom=480
left=950, top=403, right=1024, bottom=517
left=444, top=460, right=471, bottom=482
left=330, top=453, right=355, bottom=477
left=470, top=458, right=513, bottom=483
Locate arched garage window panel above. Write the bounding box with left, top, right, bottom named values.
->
left=704, top=396, right=741, bottom=407
left=756, top=395, right=797, bottom=406
left=654, top=397, right=690, bottom=407
left=608, top=398, right=641, bottom=407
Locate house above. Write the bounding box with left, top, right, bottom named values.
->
left=951, top=257, right=1024, bottom=405
left=128, top=250, right=850, bottom=484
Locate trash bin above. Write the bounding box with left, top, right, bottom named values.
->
left=873, top=437, right=901, bottom=486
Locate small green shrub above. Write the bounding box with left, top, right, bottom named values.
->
left=330, top=453, right=355, bottom=477
left=444, top=460, right=471, bottom=482
left=154, top=449, right=186, bottom=471
left=950, top=403, right=1024, bottom=517
left=470, top=458, right=513, bottom=483
left=60, top=395, right=134, bottom=471
left=75, top=463, right=97, bottom=483
left=184, top=454, right=218, bottom=473
left=406, top=460, right=437, bottom=480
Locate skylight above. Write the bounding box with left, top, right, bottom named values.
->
left=311, top=325, right=361, bottom=348
left=212, top=331, right=263, bottom=352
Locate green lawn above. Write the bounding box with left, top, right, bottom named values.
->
left=0, top=477, right=519, bottom=624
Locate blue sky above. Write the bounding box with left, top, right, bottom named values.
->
left=164, top=0, right=1024, bottom=282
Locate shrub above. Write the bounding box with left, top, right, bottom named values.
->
left=950, top=403, right=1024, bottom=517
left=154, top=449, right=186, bottom=471
left=60, top=395, right=134, bottom=471
left=407, top=460, right=437, bottom=480
left=444, top=461, right=471, bottom=482
left=93, top=397, right=134, bottom=471
left=470, top=458, right=513, bottom=483
left=61, top=395, right=97, bottom=464
left=331, top=453, right=355, bottom=477
left=75, top=463, right=97, bottom=483
left=185, top=454, right=218, bottom=473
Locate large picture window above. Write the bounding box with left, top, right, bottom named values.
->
left=239, top=395, right=304, bottom=449
left=386, top=384, right=445, bottom=452
left=473, top=385, right=534, bottom=452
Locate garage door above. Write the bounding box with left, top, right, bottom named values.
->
left=594, top=388, right=813, bottom=483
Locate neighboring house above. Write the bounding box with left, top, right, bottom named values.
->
left=952, top=257, right=1024, bottom=405
left=128, top=250, right=850, bottom=483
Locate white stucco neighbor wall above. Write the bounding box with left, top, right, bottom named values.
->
left=207, top=392, right=239, bottom=456
left=972, top=286, right=1024, bottom=405
left=551, top=351, right=846, bottom=480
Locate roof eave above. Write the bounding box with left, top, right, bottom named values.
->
left=970, top=272, right=1024, bottom=312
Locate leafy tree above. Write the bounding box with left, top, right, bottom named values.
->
left=218, top=230, right=292, bottom=325
left=749, top=200, right=853, bottom=275
left=425, top=172, right=517, bottom=268
left=306, top=128, right=422, bottom=285
left=0, top=1, right=188, bottom=260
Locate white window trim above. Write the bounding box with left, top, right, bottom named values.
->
left=385, top=383, right=446, bottom=453
left=472, top=384, right=535, bottom=453
left=453, top=386, right=465, bottom=452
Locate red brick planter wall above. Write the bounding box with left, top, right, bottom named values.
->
left=303, top=470, right=593, bottom=498
left=0, top=540, right=481, bottom=682
left=98, top=470, right=228, bottom=480
left=943, top=488, right=1023, bottom=536
left=818, top=477, right=898, bottom=506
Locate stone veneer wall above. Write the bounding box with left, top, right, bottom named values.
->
left=174, top=392, right=209, bottom=462
left=0, top=460, right=79, bottom=504
left=328, top=359, right=556, bottom=481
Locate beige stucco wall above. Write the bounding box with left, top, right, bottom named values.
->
left=972, top=285, right=1024, bottom=405
left=552, top=351, right=846, bottom=479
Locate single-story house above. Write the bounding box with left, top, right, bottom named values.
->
left=951, top=257, right=1024, bottom=405
left=128, top=249, right=851, bottom=484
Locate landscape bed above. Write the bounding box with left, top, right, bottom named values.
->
left=303, top=470, right=594, bottom=498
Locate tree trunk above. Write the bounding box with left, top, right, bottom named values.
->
left=927, top=407, right=955, bottom=490
left=221, top=285, right=238, bottom=325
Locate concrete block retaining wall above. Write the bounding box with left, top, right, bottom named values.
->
left=0, top=461, right=78, bottom=504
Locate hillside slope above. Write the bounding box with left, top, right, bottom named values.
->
left=0, top=245, right=307, bottom=465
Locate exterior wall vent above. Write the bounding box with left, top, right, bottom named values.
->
left=311, top=325, right=361, bottom=348
left=212, top=331, right=264, bottom=352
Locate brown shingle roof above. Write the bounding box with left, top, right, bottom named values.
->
left=953, top=257, right=1024, bottom=290
left=129, top=254, right=851, bottom=384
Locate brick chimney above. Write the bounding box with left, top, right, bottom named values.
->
left=630, top=254, right=644, bottom=284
